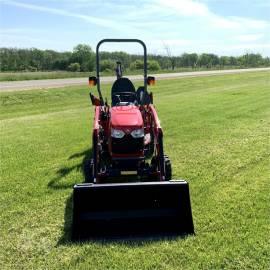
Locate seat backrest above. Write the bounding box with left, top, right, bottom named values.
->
left=111, top=78, right=136, bottom=106
left=112, top=78, right=135, bottom=94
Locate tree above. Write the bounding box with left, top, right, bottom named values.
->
left=198, top=54, right=211, bottom=67
left=164, top=44, right=176, bottom=70
left=100, top=51, right=131, bottom=69
left=100, top=59, right=115, bottom=71
left=181, top=53, right=198, bottom=67
left=148, top=60, right=160, bottom=71
left=263, top=57, right=270, bottom=66
left=0, top=46, right=269, bottom=72
left=239, top=53, right=263, bottom=67
left=130, top=59, right=144, bottom=70
left=71, top=44, right=95, bottom=71
left=219, top=56, right=230, bottom=66
left=189, top=53, right=198, bottom=67
left=229, top=56, right=238, bottom=66
left=67, top=62, right=80, bottom=72
left=198, top=53, right=219, bottom=68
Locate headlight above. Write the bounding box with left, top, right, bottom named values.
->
left=111, top=128, right=125, bottom=138
left=131, top=128, right=144, bottom=138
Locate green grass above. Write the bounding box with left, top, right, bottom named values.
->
left=0, top=71, right=94, bottom=81
left=0, top=66, right=245, bottom=81
left=0, top=71, right=269, bottom=269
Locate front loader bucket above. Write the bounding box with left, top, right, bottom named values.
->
left=72, top=181, right=194, bottom=239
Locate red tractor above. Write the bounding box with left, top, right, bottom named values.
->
left=72, top=39, right=194, bottom=238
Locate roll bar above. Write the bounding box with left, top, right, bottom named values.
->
left=96, top=39, right=148, bottom=104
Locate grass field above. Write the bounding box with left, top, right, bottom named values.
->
left=0, top=71, right=94, bottom=81
left=0, top=71, right=269, bottom=269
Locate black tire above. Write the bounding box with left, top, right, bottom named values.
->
left=147, top=156, right=158, bottom=181
left=83, top=158, right=94, bottom=183
left=164, top=155, right=172, bottom=181
left=149, top=155, right=171, bottom=181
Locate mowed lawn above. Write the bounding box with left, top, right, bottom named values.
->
left=0, top=72, right=269, bottom=269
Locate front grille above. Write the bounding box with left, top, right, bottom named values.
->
left=111, top=135, right=144, bottom=154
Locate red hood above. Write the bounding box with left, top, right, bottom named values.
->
left=110, top=105, right=143, bottom=128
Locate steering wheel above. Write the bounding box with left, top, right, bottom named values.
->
left=114, top=92, right=137, bottom=106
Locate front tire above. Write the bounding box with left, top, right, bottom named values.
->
left=164, top=155, right=172, bottom=181
left=84, top=158, right=94, bottom=183
left=148, top=155, right=172, bottom=181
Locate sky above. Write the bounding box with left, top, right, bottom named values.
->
left=0, top=0, right=270, bottom=56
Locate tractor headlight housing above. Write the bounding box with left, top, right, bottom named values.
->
left=131, top=128, right=144, bottom=138
left=111, top=128, right=125, bottom=139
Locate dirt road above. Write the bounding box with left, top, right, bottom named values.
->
left=1, top=67, right=269, bottom=92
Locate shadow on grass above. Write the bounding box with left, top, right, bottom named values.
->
left=48, top=148, right=92, bottom=189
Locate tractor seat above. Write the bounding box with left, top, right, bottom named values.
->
left=111, top=78, right=137, bottom=106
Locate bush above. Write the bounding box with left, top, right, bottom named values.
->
left=100, top=60, right=115, bottom=72
left=148, top=60, right=160, bottom=71
left=27, top=66, right=38, bottom=72
left=103, top=68, right=113, bottom=74
left=130, top=59, right=144, bottom=70
left=67, top=62, right=80, bottom=72
left=130, top=59, right=160, bottom=71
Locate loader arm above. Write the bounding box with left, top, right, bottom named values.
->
left=92, top=106, right=100, bottom=182
left=148, top=104, right=165, bottom=180
left=92, top=105, right=110, bottom=182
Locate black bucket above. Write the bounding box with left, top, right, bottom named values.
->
left=72, top=181, right=194, bottom=239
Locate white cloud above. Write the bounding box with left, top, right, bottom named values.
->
left=218, top=42, right=270, bottom=56
left=162, top=39, right=192, bottom=46
left=227, top=43, right=270, bottom=50
left=156, top=0, right=269, bottom=30
left=207, top=16, right=267, bottom=32
left=145, top=39, right=193, bottom=54
left=158, top=0, right=209, bottom=16
left=236, top=34, right=264, bottom=42
left=0, top=33, right=68, bottom=49
left=2, top=0, right=128, bottom=31
left=208, top=16, right=269, bottom=30
left=4, top=0, right=269, bottom=32
left=1, top=0, right=270, bottom=55
left=256, top=1, right=270, bottom=8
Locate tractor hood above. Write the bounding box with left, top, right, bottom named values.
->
left=110, top=105, right=143, bottom=128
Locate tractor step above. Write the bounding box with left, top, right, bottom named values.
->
left=72, top=181, right=194, bottom=239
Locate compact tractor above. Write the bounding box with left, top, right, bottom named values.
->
left=72, top=39, right=194, bottom=238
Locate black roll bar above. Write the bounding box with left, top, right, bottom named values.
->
left=96, top=39, right=148, bottom=105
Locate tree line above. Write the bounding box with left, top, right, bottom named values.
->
left=1, top=44, right=269, bottom=72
